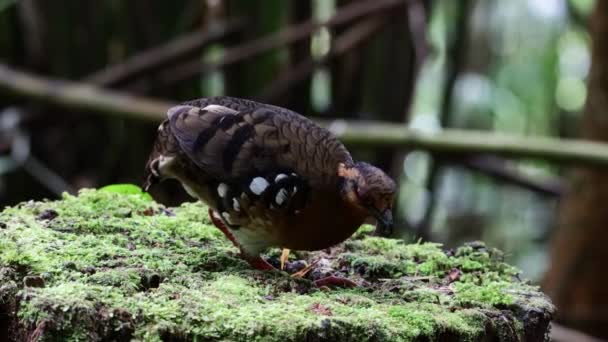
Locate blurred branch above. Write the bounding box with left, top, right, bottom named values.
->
left=0, top=0, right=17, bottom=12
left=85, top=19, right=243, bottom=87
left=551, top=323, right=606, bottom=342
left=405, top=0, right=429, bottom=83
left=0, top=106, right=75, bottom=195
left=566, top=0, right=589, bottom=28
left=0, top=64, right=172, bottom=121
left=260, top=17, right=385, bottom=101
left=23, top=156, right=76, bottom=195
left=17, top=0, right=47, bottom=71
left=418, top=0, right=471, bottom=239
left=461, top=156, right=563, bottom=197
left=323, top=119, right=608, bottom=167
left=2, top=64, right=608, bottom=169
left=156, top=0, right=408, bottom=88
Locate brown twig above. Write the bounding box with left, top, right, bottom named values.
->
left=0, top=64, right=173, bottom=121
left=154, top=0, right=408, bottom=89
left=259, top=17, right=386, bottom=102
left=85, top=19, right=243, bottom=87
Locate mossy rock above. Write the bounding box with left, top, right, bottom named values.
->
left=0, top=189, right=554, bottom=341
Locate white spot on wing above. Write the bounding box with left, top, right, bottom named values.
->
left=275, top=188, right=289, bottom=206
left=232, top=198, right=241, bottom=212
left=203, top=104, right=226, bottom=111
left=275, top=174, right=288, bottom=182
left=239, top=192, right=251, bottom=207
left=249, top=177, right=269, bottom=195
left=217, top=183, right=228, bottom=198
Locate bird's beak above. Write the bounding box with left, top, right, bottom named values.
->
left=142, top=175, right=154, bottom=192
left=143, top=158, right=161, bottom=192
left=142, top=168, right=159, bottom=192
left=372, top=209, right=393, bottom=236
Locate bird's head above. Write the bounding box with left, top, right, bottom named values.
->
left=143, top=120, right=178, bottom=191
left=338, top=162, right=396, bottom=235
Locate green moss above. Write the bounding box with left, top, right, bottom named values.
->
left=0, top=188, right=554, bottom=341
left=453, top=281, right=514, bottom=307
left=338, top=237, right=518, bottom=282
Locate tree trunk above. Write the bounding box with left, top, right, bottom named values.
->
left=543, top=1, right=608, bottom=339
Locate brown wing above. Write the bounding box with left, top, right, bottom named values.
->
left=167, top=98, right=353, bottom=187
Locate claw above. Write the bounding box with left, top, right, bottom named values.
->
left=291, top=259, right=320, bottom=278
left=280, top=248, right=290, bottom=270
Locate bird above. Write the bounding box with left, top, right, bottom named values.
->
left=143, top=96, right=396, bottom=282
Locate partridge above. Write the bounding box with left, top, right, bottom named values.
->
left=144, top=96, right=396, bottom=273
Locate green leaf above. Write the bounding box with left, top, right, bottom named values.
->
left=99, top=184, right=153, bottom=201
left=0, top=0, right=17, bottom=13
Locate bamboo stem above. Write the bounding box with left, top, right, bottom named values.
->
left=324, top=120, right=608, bottom=167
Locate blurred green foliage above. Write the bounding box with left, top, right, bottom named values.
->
left=0, top=0, right=16, bottom=13
left=401, top=0, right=594, bottom=280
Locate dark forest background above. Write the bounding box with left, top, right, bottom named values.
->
left=0, top=0, right=606, bottom=339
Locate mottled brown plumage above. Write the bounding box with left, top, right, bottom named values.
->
left=144, top=96, right=395, bottom=271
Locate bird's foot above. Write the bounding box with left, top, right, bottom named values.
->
left=290, top=259, right=320, bottom=278
left=290, top=259, right=357, bottom=288
left=242, top=253, right=276, bottom=271
left=243, top=254, right=357, bottom=287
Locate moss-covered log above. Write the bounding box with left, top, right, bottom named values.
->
left=0, top=188, right=553, bottom=341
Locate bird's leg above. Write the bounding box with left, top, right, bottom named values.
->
left=241, top=253, right=276, bottom=271
left=209, top=208, right=357, bottom=279
left=208, top=208, right=239, bottom=248
left=208, top=208, right=276, bottom=271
